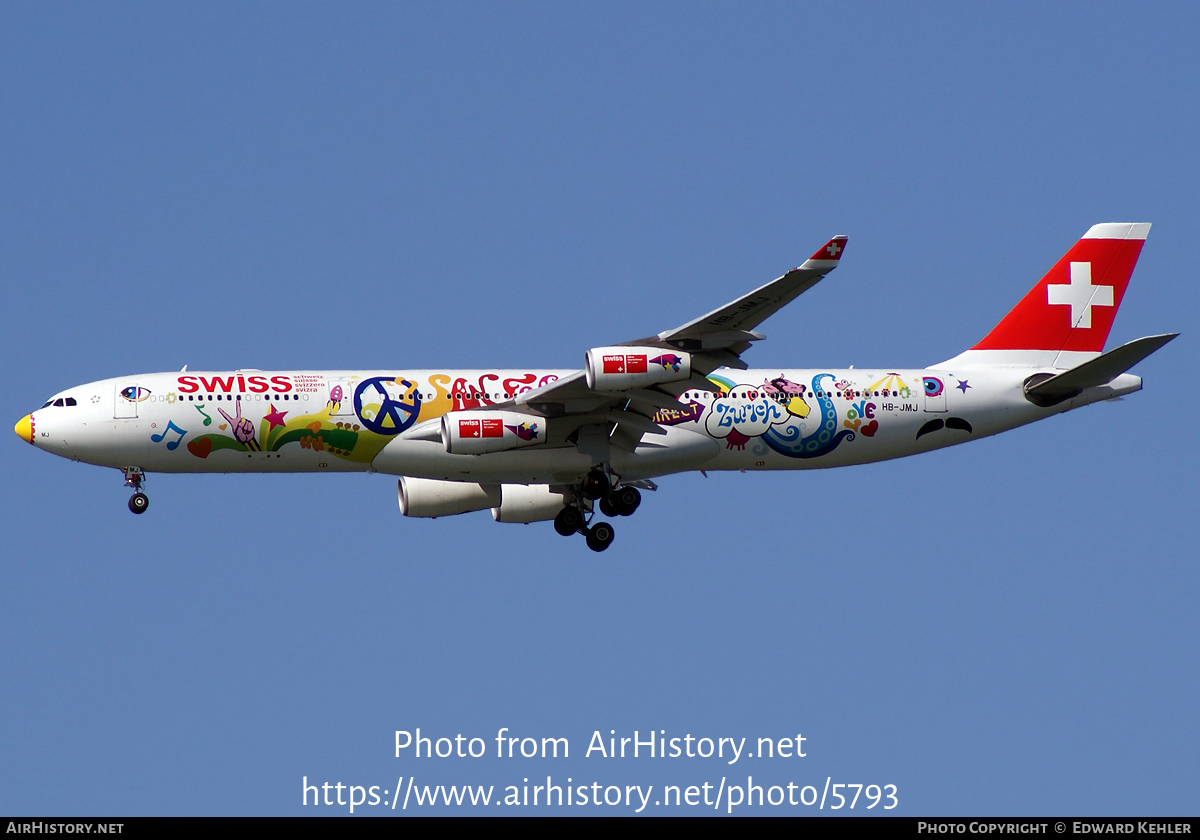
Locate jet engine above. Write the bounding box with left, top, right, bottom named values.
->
left=491, top=484, right=581, bottom=523
left=584, top=346, right=691, bottom=391
left=441, top=410, right=546, bottom=455
left=397, top=477, right=501, bottom=518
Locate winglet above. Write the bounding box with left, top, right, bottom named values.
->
left=800, top=236, right=848, bottom=271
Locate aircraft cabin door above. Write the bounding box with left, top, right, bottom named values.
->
left=114, top=381, right=139, bottom=419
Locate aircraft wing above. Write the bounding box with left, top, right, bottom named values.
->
left=628, top=234, right=849, bottom=358
left=491, top=235, right=848, bottom=450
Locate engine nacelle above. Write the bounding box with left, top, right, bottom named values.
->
left=584, top=346, right=691, bottom=391
left=441, top=411, right=546, bottom=455
left=398, top=477, right=501, bottom=518
left=491, top=484, right=579, bottom=523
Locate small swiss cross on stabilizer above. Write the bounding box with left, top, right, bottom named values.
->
left=809, top=236, right=848, bottom=262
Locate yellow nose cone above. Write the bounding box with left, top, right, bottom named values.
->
left=14, top=414, right=33, bottom=444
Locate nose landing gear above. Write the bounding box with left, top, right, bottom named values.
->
left=123, top=466, right=149, bottom=514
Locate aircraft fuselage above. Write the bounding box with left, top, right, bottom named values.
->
left=22, top=365, right=1139, bottom=485
left=14, top=224, right=1168, bottom=549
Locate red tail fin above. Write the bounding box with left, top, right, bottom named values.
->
left=972, top=223, right=1149, bottom=354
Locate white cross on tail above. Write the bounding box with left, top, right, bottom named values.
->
left=1046, top=262, right=1113, bottom=329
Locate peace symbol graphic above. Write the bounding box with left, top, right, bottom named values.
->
left=354, top=376, right=422, bottom=435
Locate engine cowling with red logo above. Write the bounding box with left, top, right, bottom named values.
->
left=584, top=346, right=692, bottom=391
left=441, top=410, right=547, bottom=455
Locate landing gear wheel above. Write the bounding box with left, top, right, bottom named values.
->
left=613, top=486, right=641, bottom=516
left=128, top=493, right=149, bottom=514
left=585, top=521, right=615, bottom=552
left=599, top=496, right=618, bottom=517
left=579, top=470, right=610, bottom=500
left=554, top=506, right=584, bottom=536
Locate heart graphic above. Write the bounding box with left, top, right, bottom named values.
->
left=219, top=423, right=227, bottom=430
left=861, top=420, right=879, bottom=437
left=187, top=438, right=213, bottom=459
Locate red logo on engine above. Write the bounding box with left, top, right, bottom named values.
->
left=602, top=355, right=626, bottom=374
left=602, top=354, right=646, bottom=374
left=459, top=418, right=504, bottom=438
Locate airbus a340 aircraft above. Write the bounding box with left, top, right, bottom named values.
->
left=15, top=223, right=1175, bottom=551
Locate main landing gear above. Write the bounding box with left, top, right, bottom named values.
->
left=585, top=521, right=615, bottom=552
left=123, top=466, right=149, bottom=515
left=599, top=485, right=642, bottom=518
left=554, top=468, right=644, bottom=552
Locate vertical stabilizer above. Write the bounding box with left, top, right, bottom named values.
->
left=941, top=223, right=1150, bottom=368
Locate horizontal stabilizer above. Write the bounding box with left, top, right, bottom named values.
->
left=1024, top=333, right=1177, bottom=406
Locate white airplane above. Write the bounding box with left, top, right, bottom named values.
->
left=15, top=223, right=1175, bottom=551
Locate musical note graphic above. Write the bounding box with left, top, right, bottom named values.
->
left=150, top=420, right=187, bottom=450
left=195, top=405, right=213, bottom=426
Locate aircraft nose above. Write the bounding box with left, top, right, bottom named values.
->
left=15, top=414, right=34, bottom=444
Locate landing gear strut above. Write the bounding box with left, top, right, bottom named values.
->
left=123, top=466, right=149, bottom=515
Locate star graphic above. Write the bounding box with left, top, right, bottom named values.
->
left=956, top=380, right=971, bottom=393
left=264, top=404, right=289, bottom=429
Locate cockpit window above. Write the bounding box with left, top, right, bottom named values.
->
left=42, top=400, right=53, bottom=408
left=65, top=397, right=77, bottom=406
left=53, top=399, right=65, bottom=407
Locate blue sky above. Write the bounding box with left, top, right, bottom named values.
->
left=2, top=3, right=1197, bottom=815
